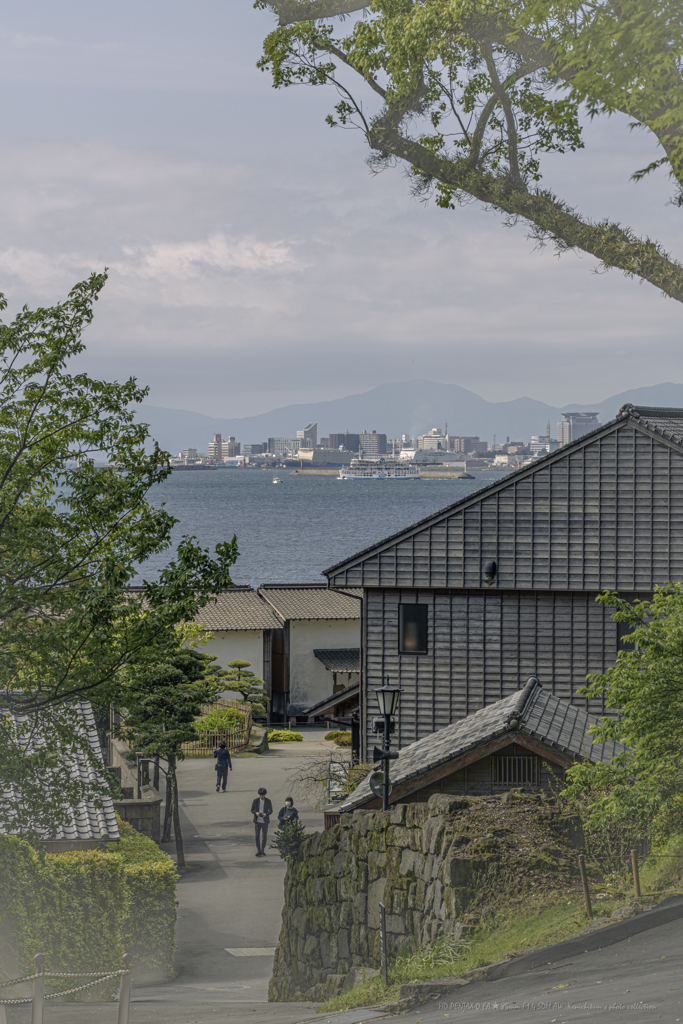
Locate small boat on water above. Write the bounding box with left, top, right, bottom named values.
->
left=338, top=457, right=419, bottom=480
left=272, top=476, right=283, bottom=484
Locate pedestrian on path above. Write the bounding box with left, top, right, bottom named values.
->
left=213, top=741, right=232, bottom=792
left=251, top=787, right=273, bottom=856
left=277, top=797, right=299, bottom=826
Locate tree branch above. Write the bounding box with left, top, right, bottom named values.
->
left=369, top=115, right=683, bottom=301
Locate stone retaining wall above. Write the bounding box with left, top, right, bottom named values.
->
left=270, top=791, right=577, bottom=1002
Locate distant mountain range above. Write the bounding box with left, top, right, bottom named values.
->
left=138, top=381, right=683, bottom=455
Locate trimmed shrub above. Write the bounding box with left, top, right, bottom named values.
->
left=324, top=730, right=347, bottom=741
left=267, top=730, right=303, bottom=742
left=0, top=818, right=177, bottom=994
left=195, top=707, right=246, bottom=733
left=334, top=732, right=352, bottom=746
left=106, top=817, right=177, bottom=981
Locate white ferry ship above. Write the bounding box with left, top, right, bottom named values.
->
left=338, top=457, right=420, bottom=480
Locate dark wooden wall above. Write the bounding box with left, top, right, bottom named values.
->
left=394, top=743, right=563, bottom=802
left=362, top=587, right=641, bottom=757
left=331, top=426, right=683, bottom=592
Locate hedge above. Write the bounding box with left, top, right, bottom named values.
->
left=0, top=816, right=177, bottom=995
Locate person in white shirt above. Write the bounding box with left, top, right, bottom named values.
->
left=250, top=787, right=273, bottom=857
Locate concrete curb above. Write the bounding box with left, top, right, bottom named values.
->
left=386, top=895, right=683, bottom=1014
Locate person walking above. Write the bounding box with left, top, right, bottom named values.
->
left=277, top=797, right=299, bottom=826
left=213, top=740, right=232, bottom=792
left=251, top=787, right=273, bottom=857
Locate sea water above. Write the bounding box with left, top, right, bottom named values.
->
left=136, top=468, right=501, bottom=587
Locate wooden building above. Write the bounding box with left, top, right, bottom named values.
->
left=341, top=677, right=624, bottom=809
left=323, top=405, right=683, bottom=757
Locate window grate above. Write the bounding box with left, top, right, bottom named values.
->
left=493, top=755, right=538, bottom=787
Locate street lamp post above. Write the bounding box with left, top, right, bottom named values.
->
left=373, top=677, right=402, bottom=811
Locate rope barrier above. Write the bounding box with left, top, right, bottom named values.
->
left=0, top=965, right=130, bottom=1006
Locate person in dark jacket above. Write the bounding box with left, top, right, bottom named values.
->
left=251, top=787, right=273, bottom=856
left=213, top=741, right=232, bottom=792
left=277, top=797, right=299, bottom=826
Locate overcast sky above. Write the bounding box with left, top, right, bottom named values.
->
left=0, top=0, right=680, bottom=417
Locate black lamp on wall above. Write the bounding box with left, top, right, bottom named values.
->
left=372, top=676, right=402, bottom=811
left=484, top=560, right=497, bottom=586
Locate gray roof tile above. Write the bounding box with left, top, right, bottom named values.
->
left=619, top=405, right=683, bottom=445
left=195, top=588, right=281, bottom=631
left=259, top=586, right=362, bottom=621
left=313, top=649, right=361, bottom=672
left=303, top=681, right=360, bottom=717
left=342, top=680, right=625, bottom=811
left=1, top=700, right=119, bottom=842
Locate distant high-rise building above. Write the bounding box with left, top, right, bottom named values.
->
left=208, top=433, right=240, bottom=459
left=419, top=427, right=449, bottom=450
left=243, top=443, right=266, bottom=456
left=530, top=435, right=562, bottom=456
left=181, top=448, right=198, bottom=460
left=297, top=422, right=318, bottom=447
left=268, top=437, right=301, bottom=456
left=557, top=412, right=600, bottom=445
left=359, top=430, right=387, bottom=456
left=328, top=432, right=361, bottom=451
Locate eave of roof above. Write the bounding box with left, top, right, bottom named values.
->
left=303, top=682, right=360, bottom=717
left=323, top=406, right=683, bottom=581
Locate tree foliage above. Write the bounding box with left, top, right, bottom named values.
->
left=220, top=659, right=269, bottom=715
left=117, top=646, right=223, bottom=867
left=0, top=274, right=238, bottom=837
left=563, top=584, right=683, bottom=843
left=255, top=0, right=683, bottom=300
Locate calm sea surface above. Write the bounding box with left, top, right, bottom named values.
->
left=136, top=468, right=502, bottom=587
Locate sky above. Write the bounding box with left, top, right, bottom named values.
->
left=0, top=0, right=680, bottom=418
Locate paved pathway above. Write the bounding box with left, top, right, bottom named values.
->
left=7, top=738, right=358, bottom=1024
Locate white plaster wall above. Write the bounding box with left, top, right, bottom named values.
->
left=288, top=618, right=361, bottom=712
left=198, top=629, right=264, bottom=677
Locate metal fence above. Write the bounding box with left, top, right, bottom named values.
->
left=181, top=699, right=253, bottom=757
left=0, top=953, right=132, bottom=1024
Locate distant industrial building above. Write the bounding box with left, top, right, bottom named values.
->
left=268, top=437, right=301, bottom=456
left=328, top=432, right=361, bottom=451
left=359, top=430, right=387, bottom=456
left=557, top=412, right=600, bottom=445
left=297, top=422, right=318, bottom=447
left=243, top=443, right=267, bottom=456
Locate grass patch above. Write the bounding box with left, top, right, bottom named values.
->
left=641, top=835, right=683, bottom=894
left=318, top=898, right=625, bottom=1013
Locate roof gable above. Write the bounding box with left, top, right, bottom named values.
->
left=341, top=679, right=624, bottom=810
left=324, top=406, right=683, bottom=592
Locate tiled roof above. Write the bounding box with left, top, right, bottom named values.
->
left=1, top=700, right=119, bottom=843
left=314, top=649, right=361, bottom=672
left=304, top=682, right=360, bottom=717
left=258, top=586, right=362, bottom=621
left=342, top=679, right=625, bottom=811
left=619, top=405, right=683, bottom=445
left=195, top=588, right=281, bottom=631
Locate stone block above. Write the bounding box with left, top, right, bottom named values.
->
left=303, top=934, right=322, bottom=967
left=343, top=966, right=379, bottom=990
left=312, top=878, right=325, bottom=903
left=367, top=878, right=387, bottom=929
left=368, top=850, right=387, bottom=880
left=400, top=849, right=417, bottom=876
left=353, top=892, right=367, bottom=924
left=334, top=851, right=346, bottom=876
left=320, top=932, right=331, bottom=968
left=391, top=804, right=408, bottom=825
left=421, top=853, right=434, bottom=882
left=387, top=826, right=413, bottom=849
left=340, top=901, right=353, bottom=928
left=338, top=928, right=351, bottom=960
left=386, top=913, right=406, bottom=934
left=427, top=794, right=469, bottom=816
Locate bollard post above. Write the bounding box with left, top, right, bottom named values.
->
left=117, top=953, right=133, bottom=1024
left=631, top=848, right=641, bottom=898
left=378, top=903, right=388, bottom=987
left=31, top=953, right=45, bottom=1024
left=578, top=854, right=592, bottom=919
left=0, top=1001, right=8, bottom=1024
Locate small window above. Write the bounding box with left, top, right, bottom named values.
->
left=492, top=755, right=538, bottom=787
left=399, top=604, right=428, bottom=654
left=618, top=621, right=637, bottom=652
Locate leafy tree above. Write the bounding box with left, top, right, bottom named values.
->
left=0, top=273, right=238, bottom=835
left=563, top=584, right=683, bottom=845
left=117, top=646, right=222, bottom=868
left=221, top=660, right=269, bottom=716
left=255, top=0, right=683, bottom=300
